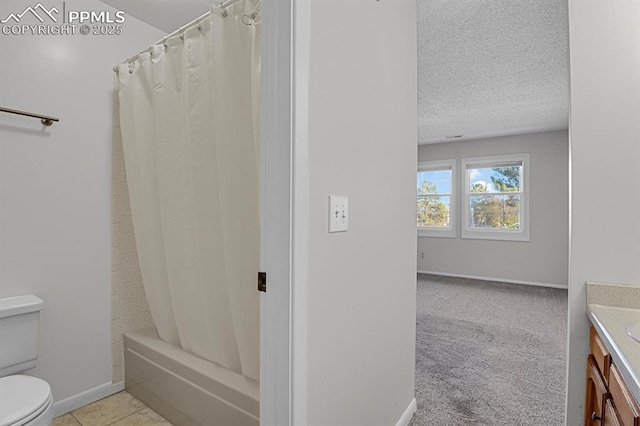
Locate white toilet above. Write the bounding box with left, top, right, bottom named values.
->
left=0, top=295, right=54, bottom=426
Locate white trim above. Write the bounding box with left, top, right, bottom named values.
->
left=564, top=84, right=573, bottom=426
left=394, top=398, right=417, bottom=426
left=53, top=381, right=124, bottom=417
left=417, top=270, right=568, bottom=289
left=291, top=0, right=311, bottom=423
left=417, top=228, right=455, bottom=238
left=417, top=159, right=456, bottom=238
left=261, top=0, right=296, bottom=424
left=418, top=159, right=455, bottom=172
left=461, top=153, right=530, bottom=242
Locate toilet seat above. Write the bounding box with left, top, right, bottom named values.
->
left=0, top=375, right=53, bottom=426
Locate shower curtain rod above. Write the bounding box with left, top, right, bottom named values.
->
left=0, top=106, right=59, bottom=126
left=112, top=0, right=243, bottom=73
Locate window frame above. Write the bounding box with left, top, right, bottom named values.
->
left=417, top=159, right=456, bottom=238
left=461, top=153, right=530, bottom=242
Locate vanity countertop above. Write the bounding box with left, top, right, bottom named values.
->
left=587, top=281, right=640, bottom=403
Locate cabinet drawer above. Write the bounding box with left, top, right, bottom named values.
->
left=609, top=363, right=640, bottom=426
left=604, top=399, right=622, bottom=426
left=587, top=355, right=609, bottom=425
left=591, top=326, right=611, bottom=384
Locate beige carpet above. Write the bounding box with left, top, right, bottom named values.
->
left=411, top=274, right=567, bottom=426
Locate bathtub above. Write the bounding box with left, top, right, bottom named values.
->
left=124, top=328, right=259, bottom=426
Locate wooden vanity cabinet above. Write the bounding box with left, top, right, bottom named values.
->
left=586, top=354, right=609, bottom=425
left=591, top=326, right=611, bottom=383
left=605, top=400, right=623, bottom=426
left=586, top=326, right=640, bottom=426
left=609, top=364, right=640, bottom=425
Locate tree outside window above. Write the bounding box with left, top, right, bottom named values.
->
left=469, top=166, right=521, bottom=230
left=462, top=154, right=529, bottom=241
left=417, top=160, right=455, bottom=238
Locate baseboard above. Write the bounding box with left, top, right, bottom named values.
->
left=395, top=398, right=417, bottom=426
left=417, top=270, right=568, bottom=289
left=53, top=381, right=125, bottom=417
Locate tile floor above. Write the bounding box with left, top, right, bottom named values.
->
left=53, top=391, right=173, bottom=426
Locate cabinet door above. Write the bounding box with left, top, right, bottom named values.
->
left=609, top=364, right=640, bottom=426
left=603, top=399, right=622, bottom=426
left=586, top=355, right=608, bottom=425
left=591, top=326, right=611, bottom=385
left=585, top=377, right=599, bottom=426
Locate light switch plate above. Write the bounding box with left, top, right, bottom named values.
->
left=329, top=195, right=348, bottom=233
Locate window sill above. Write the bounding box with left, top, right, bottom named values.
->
left=461, top=228, right=529, bottom=242
left=418, top=228, right=455, bottom=238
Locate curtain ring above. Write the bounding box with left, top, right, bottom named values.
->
left=197, top=23, right=202, bottom=31
left=242, top=14, right=253, bottom=25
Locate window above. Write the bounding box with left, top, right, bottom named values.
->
left=417, top=160, right=455, bottom=238
left=462, top=153, right=530, bottom=241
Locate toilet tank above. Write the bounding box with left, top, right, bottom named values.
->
left=0, top=295, right=44, bottom=377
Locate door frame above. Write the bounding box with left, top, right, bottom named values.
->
left=260, top=0, right=311, bottom=424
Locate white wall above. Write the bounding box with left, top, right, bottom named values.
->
left=0, top=0, right=164, bottom=407
left=417, top=130, right=569, bottom=287
left=305, top=0, right=417, bottom=424
left=566, top=0, right=640, bottom=423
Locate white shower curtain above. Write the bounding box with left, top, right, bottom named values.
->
left=116, top=0, right=261, bottom=382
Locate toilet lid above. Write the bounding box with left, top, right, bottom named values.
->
left=0, top=375, right=52, bottom=426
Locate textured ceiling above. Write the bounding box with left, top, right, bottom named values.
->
left=418, top=0, right=569, bottom=144
left=101, top=0, right=569, bottom=145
